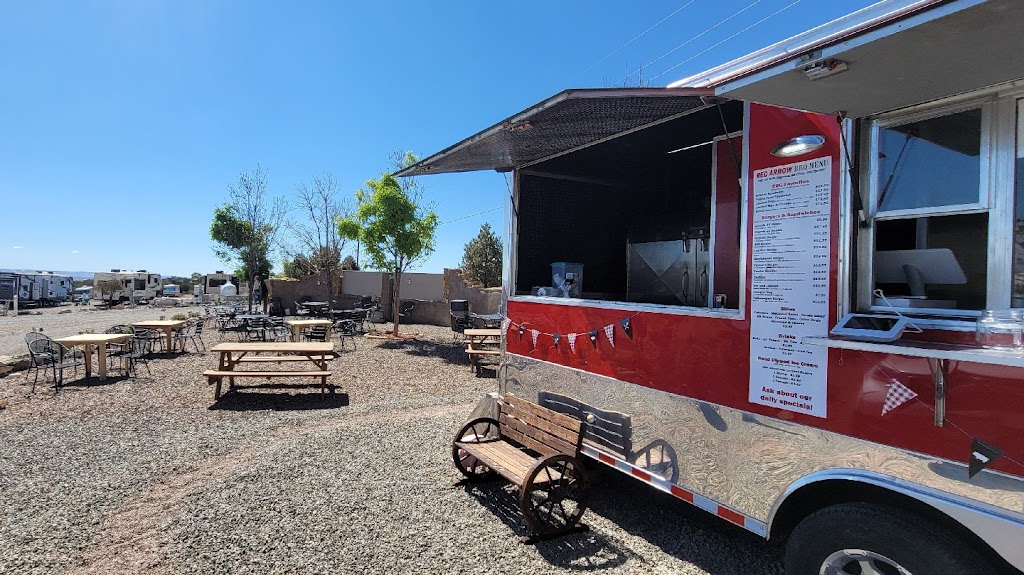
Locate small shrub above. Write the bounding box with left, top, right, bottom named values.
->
left=171, top=313, right=189, bottom=321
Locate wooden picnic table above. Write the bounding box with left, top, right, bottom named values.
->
left=204, top=341, right=336, bottom=399
left=53, top=333, right=130, bottom=381
left=284, top=318, right=333, bottom=342
left=464, top=328, right=501, bottom=372
left=132, top=319, right=188, bottom=351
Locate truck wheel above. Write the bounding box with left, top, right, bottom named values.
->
left=785, top=503, right=995, bottom=575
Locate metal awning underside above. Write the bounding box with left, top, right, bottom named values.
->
left=396, top=88, right=711, bottom=177
left=671, top=0, right=1024, bottom=118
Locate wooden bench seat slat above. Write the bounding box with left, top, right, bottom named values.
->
left=203, top=370, right=332, bottom=378
left=465, top=349, right=501, bottom=355
left=457, top=441, right=535, bottom=484
left=499, top=412, right=577, bottom=457
left=236, top=355, right=336, bottom=363
left=504, top=393, right=582, bottom=433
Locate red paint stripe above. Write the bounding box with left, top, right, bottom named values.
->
left=717, top=506, right=745, bottom=526
left=598, top=453, right=615, bottom=465
left=670, top=485, right=694, bottom=503
left=631, top=468, right=652, bottom=482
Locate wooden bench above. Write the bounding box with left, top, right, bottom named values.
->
left=236, top=354, right=337, bottom=363
left=452, top=393, right=592, bottom=538
left=202, top=370, right=333, bottom=399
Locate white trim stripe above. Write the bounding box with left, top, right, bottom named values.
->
left=581, top=444, right=768, bottom=537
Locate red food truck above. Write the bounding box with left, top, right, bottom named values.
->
left=401, top=1, right=1024, bottom=572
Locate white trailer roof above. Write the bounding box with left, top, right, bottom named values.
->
left=671, top=0, right=1024, bottom=118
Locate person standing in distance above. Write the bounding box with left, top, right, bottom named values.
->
left=259, top=275, right=270, bottom=315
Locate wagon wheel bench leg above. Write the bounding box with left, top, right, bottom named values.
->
left=518, top=454, right=591, bottom=542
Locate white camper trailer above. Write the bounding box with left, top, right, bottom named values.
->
left=0, top=272, right=72, bottom=306
left=23, top=272, right=73, bottom=305
left=201, top=271, right=239, bottom=296
left=91, top=270, right=161, bottom=304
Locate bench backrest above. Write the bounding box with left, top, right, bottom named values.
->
left=498, top=393, right=585, bottom=457
left=538, top=390, right=633, bottom=458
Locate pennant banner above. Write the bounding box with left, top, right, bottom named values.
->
left=620, top=317, right=632, bottom=339
left=553, top=334, right=561, bottom=349
left=568, top=333, right=577, bottom=353
left=518, top=325, right=526, bottom=341
left=588, top=329, right=599, bottom=348
left=603, top=324, right=615, bottom=348
left=881, top=380, right=918, bottom=416
left=531, top=329, right=540, bottom=347
left=969, top=438, right=1004, bottom=478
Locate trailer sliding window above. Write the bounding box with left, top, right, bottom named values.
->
left=859, top=87, right=1023, bottom=316
left=513, top=102, right=744, bottom=313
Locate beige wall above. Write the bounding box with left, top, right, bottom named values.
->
left=398, top=272, right=444, bottom=301
left=340, top=271, right=385, bottom=297
left=444, top=268, right=501, bottom=314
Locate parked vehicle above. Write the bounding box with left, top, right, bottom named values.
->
left=162, top=284, right=180, bottom=297
left=200, top=271, right=239, bottom=297
left=73, top=286, right=93, bottom=304
left=405, top=2, right=1024, bottom=573
left=0, top=271, right=72, bottom=306
left=91, top=270, right=161, bottom=303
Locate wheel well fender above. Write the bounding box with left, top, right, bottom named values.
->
left=767, top=471, right=1020, bottom=573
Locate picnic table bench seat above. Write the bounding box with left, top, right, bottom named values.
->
left=452, top=393, right=592, bottom=538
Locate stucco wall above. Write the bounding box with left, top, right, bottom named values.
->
left=443, top=268, right=501, bottom=314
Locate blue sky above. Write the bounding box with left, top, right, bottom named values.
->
left=0, top=0, right=875, bottom=277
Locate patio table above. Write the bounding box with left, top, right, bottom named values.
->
left=284, top=318, right=333, bottom=342
left=131, top=319, right=187, bottom=351
left=53, top=333, right=130, bottom=381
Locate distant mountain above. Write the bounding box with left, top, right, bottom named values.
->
left=0, top=269, right=95, bottom=281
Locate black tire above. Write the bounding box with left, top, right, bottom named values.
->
left=785, top=502, right=998, bottom=575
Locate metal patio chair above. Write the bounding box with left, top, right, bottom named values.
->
left=24, top=332, right=86, bottom=392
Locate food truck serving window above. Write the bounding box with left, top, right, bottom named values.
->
left=513, top=102, right=745, bottom=313
left=860, top=87, right=1024, bottom=316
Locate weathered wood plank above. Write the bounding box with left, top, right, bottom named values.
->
left=500, top=413, right=576, bottom=456
left=500, top=403, right=580, bottom=445
left=203, top=370, right=331, bottom=378
left=504, top=394, right=582, bottom=433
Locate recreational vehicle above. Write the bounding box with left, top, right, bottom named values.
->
left=200, top=271, right=239, bottom=296
left=91, top=270, right=161, bottom=303
left=0, top=271, right=72, bottom=306
left=405, top=1, right=1024, bottom=573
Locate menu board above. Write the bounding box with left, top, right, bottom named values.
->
left=749, top=157, right=831, bottom=418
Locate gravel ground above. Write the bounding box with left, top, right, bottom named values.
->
left=0, top=303, right=194, bottom=361
left=0, top=321, right=782, bottom=574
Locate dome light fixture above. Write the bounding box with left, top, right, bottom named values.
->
left=770, top=135, right=826, bottom=158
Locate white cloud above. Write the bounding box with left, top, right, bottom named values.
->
left=12, top=246, right=23, bottom=249
left=71, top=250, right=80, bottom=254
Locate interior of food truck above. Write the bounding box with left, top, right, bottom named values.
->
left=513, top=100, right=744, bottom=311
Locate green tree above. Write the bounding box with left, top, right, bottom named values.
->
left=210, top=166, right=285, bottom=311
left=338, top=167, right=438, bottom=337
left=460, top=223, right=503, bottom=288
left=340, top=255, right=359, bottom=271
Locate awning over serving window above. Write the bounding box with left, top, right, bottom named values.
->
left=395, top=88, right=711, bottom=177
left=671, top=0, right=1024, bottom=118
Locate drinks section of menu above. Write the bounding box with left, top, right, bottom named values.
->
left=749, top=157, right=831, bottom=418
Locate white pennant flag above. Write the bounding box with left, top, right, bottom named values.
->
left=502, top=318, right=511, bottom=335
left=530, top=329, right=540, bottom=347
left=603, top=324, right=615, bottom=348
left=568, top=333, right=577, bottom=353
left=882, top=379, right=918, bottom=416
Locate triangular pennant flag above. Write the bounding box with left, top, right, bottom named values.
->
left=969, top=438, right=1004, bottom=478
left=518, top=325, right=526, bottom=341
left=881, top=380, right=918, bottom=416
left=588, top=329, right=599, bottom=348
left=568, top=333, right=577, bottom=353
left=530, top=329, right=540, bottom=347
left=502, top=318, right=511, bottom=335
left=620, top=317, right=633, bottom=339
left=552, top=334, right=560, bottom=349
left=603, top=325, right=615, bottom=348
